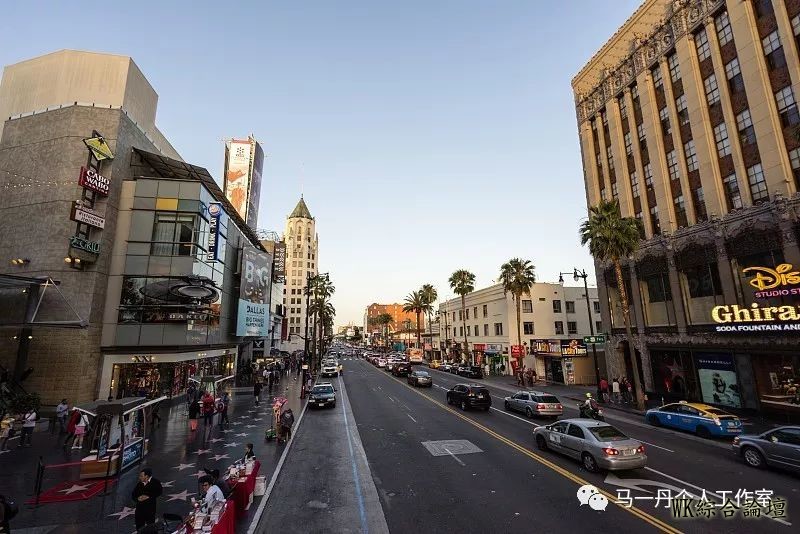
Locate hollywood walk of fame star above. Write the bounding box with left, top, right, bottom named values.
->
left=195, top=449, right=212, bottom=455
left=230, top=421, right=243, bottom=425
left=191, top=470, right=209, bottom=479
left=235, top=433, right=248, bottom=437
left=109, top=506, right=136, bottom=520
left=58, top=483, right=91, bottom=495
left=161, top=480, right=175, bottom=488
left=211, top=454, right=229, bottom=461
left=223, top=442, right=240, bottom=448
left=208, top=438, right=225, bottom=443
left=167, top=489, right=193, bottom=502
left=252, top=418, right=263, bottom=421
left=173, top=463, right=195, bottom=471
left=244, top=425, right=258, bottom=429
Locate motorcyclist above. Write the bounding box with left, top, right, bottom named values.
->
left=581, top=392, right=600, bottom=416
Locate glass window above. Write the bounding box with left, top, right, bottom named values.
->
left=630, top=171, right=640, bottom=198
left=473, top=306, right=478, bottom=318
left=618, top=96, right=627, bottom=119
left=151, top=213, right=197, bottom=256
left=650, top=205, right=661, bottom=235
left=676, top=94, right=689, bottom=126
left=674, top=194, right=688, bottom=227
left=474, top=325, right=479, bottom=336
left=695, top=28, right=711, bottom=61
left=652, top=65, right=663, bottom=88
left=736, top=109, right=756, bottom=145
left=659, top=107, right=671, bottom=136
left=566, top=301, right=575, bottom=313
left=775, top=86, right=800, bottom=127
left=554, top=321, right=564, bottom=335
left=494, top=322, right=503, bottom=336
left=644, top=163, right=654, bottom=188
left=668, top=53, right=681, bottom=82
left=666, top=150, right=680, bottom=180
left=715, top=11, right=733, bottom=46
left=593, top=301, right=601, bottom=314
left=793, top=14, right=800, bottom=37
left=522, top=300, right=533, bottom=313
left=636, top=122, right=646, bottom=142
left=523, top=322, right=534, bottom=335
left=624, top=132, right=633, bottom=155
left=553, top=300, right=562, bottom=313
left=640, top=271, right=676, bottom=327
left=714, top=122, right=731, bottom=158
left=611, top=182, right=619, bottom=199
left=704, top=74, right=720, bottom=106
left=747, top=164, right=769, bottom=203
left=567, top=321, right=578, bottom=334
left=596, top=320, right=603, bottom=332
left=606, top=145, right=614, bottom=170
left=466, top=309, right=470, bottom=320
left=722, top=173, right=743, bottom=210
left=789, top=148, right=800, bottom=190
left=725, top=58, right=745, bottom=94
left=684, top=140, right=698, bottom=172
left=762, top=31, right=787, bottom=70
left=484, top=324, right=489, bottom=336
left=567, top=424, right=585, bottom=439
left=482, top=304, right=488, bottom=317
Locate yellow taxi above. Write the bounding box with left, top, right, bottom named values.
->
left=645, top=401, right=742, bottom=438
left=428, top=360, right=441, bottom=369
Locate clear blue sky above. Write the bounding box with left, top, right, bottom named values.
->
left=0, top=0, right=642, bottom=326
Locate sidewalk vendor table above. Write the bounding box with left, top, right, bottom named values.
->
left=230, top=460, right=261, bottom=518
left=181, top=499, right=235, bottom=534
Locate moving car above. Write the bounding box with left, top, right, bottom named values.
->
left=408, top=370, right=432, bottom=387
left=439, top=363, right=451, bottom=372
left=321, top=362, right=339, bottom=378
left=504, top=391, right=563, bottom=418
left=449, top=365, right=461, bottom=374
left=428, top=361, right=441, bottom=370
left=392, top=362, right=412, bottom=377
left=732, top=426, right=800, bottom=472
left=308, top=383, right=336, bottom=408
left=645, top=401, right=742, bottom=438
left=534, top=419, right=647, bottom=472
left=446, top=384, right=491, bottom=411
left=457, top=365, right=484, bottom=379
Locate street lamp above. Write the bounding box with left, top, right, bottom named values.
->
left=559, top=268, right=604, bottom=402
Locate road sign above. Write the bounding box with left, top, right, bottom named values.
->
left=583, top=334, right=606, bottom=344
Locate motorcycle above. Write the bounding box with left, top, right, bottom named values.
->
left=578, top=402, right=605, bottom=421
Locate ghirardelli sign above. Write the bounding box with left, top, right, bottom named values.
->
left=79, top=166, right=111, bottom=195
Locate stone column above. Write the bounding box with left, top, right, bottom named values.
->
left=628, top=262, right=654, bottom=391
left=665, top=245, right=688, bottom=335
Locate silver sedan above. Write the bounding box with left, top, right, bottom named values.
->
left=533, top=418, right=647, bottom=472
left=503, top=391, right=563, bottom=418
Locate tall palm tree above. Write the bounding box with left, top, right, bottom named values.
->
left=449, top=269, right=476, bottom=364
left=580, top=199, right=644, bottom=410
left=403, top=290, right=427, bottom=349
left=377, top=312, right=393, bottom=347
left=499, top=258, right=536, bottom=363
left=420, top=284, right=438, bottom=359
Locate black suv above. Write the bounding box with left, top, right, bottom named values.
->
left=457, top=366, right=484, bottom=379
left=392, top=362, right=412, bottom=377
left=446, top=384, right=491, bottom=411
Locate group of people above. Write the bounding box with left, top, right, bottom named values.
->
left=0, top=406, right=38, bottom=451
left=0, top=399, right=93, bottom=452
left=598, top=376, right=635, bottom=404
left=186, top=384, right=230, bottom=431
left=516, top=366, right=538, bottom=387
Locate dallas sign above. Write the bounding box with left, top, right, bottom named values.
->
left=712, top=263, right=800, bottom=333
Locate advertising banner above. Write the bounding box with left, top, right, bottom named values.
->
left=272, top=242, right=286, bottom=282
left=225, top=140, right=252, bottom=222
left=248, top=142, right=264, bottom=229
left=71, top=203, right=105, bottom=228
left=533, top=339, right=561, bottom=354
left=206, top=202, right=222, bottom=262
left=511, top=345, right=525, bottom=358
left=79, top=166, right=111, bottom=195
left=561, top=339, right=588, bottom=356
left=236, top=247, right=272, bottom=337
left=695, top=353, right=741, bottom=408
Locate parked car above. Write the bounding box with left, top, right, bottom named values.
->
left=439, top=363, right=451, bottom=372
left=645, top=401, right=742, bottom=438
left=408, top=370, right=432, bottom=387
left=732, top=426, right=800, bottom=472
left=377, top=358, right=387, bottom=368
left=446, top=384, right=491, bottom=411
left=449, top=365, right=462, bottom=374
left=321, top=363, right=339, bottom=378
left=458, top=365, right=484, bottom=379
left=308, top=383, right=336, bottom=409
left=428, top=361, right=441, bottom=370
left=534, top=419, right=647, bottom=472
left=504, top=391, right=563, bottom=418
left=392, top=362, right=412, bottom=377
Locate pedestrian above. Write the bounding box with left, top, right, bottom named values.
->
left=253, top=381, right=262, bottom=407
left=132, top=467, right=162, bottom=531
left=72, top=411, right=89, bottom=450
left=517, top=366, right=524, bottom=387
left=0, top=493, right=19, bottom=534
left=201, top=391, right=215, bottom=426
left=612, top=377, right=620, bottom=404
left=267, top=369, right=274, bottom=393
left=241, top=442, right=255, bottom=462
left=188, top=397, right=200, bottom=432
left=63, top=409, right=80, bottom=448
left=620, top=377, right=630, bottom=404
left=18, top=407, right=37, bottom=448
left=0, top=414, right=15, bottom=451
left=56, top=399, right=69, bottom=434
left=150, top=400, right=161, bottom=429
left=186, top=383, right=198, bottom=414
left=279, top=408, right=295, bottom=443
left=599, top=377, right=609, bottom=403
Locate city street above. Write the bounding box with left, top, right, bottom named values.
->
left=261, top=358, right=798, bottom=533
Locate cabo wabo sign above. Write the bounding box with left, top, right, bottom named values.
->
left=712, top=263, right=800, bottom=333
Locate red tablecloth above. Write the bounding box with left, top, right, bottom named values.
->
left=211, top=500, right=235, bottom=534
left=230, top=461, right=261, bottom=519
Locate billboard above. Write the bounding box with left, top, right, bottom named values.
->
left=249, top=142, right=264, bottom=229
left=224, top=137, right=264, bottom=230
left=695, top=353, right=741, bottom=408
left=272, top=242, right=286, bottom=282
left=236, top=247, right=272, bottom=337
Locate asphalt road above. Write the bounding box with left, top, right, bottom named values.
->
left=342, top=359, right=798, bottom=533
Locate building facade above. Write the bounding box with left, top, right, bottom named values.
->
left=363, top=303, right=424, bottom=346
left=438, top=283, right=604, bottom=383
left=281, top=197, right=319, bottom=353
left=0, top=50, right=269, bottom=404
left=573, top=0, right=800, bottom=416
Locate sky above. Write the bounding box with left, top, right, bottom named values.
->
left=0, top=0, right=642, bottom=326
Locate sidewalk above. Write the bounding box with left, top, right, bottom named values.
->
left=0, top=372, right=305, bottom=534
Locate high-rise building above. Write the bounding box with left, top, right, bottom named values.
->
left=281, top=196, right=319, bottom=352
left=573, top=0, right=800, bottom=416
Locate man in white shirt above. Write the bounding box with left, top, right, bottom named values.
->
left=200, top=476, right=224, bottom=510
left=19, top=409, right=37, bottom=447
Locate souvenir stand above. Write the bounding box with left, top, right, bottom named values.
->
left=75, top=396, right=166, bottom=479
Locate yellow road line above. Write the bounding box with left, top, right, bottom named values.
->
left=392, top=372, right=683, bottom=534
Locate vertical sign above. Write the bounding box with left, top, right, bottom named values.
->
left=206, top=202, right=222, bottom=262
left=272, top=241, right=286, bottom=282
left=224, top=140, right=253, bottom=223
left=237, top=247, right=272, bottom=337
left=248, top=142, right=264, bottom=229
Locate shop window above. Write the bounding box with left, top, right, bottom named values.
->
left=522, top=300, right=533, bottom=313
left=554, top=321, right=564, bottom=335
left=151, top=213, right=198, bottom=256
left=639, top=271, right=677, bottom=327
left=523, top=322, right=534, bottom=335
left=567, top=321, right=578, bottom=335
left=650, top=350, right=697, bottom=399
left=679, top=262, right=724, bottom=325
left=694, top=352, right=741, bottom=408
left=553, top=300, right=562, bottom=313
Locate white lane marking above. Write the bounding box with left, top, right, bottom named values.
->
left=635, top=440, right=674, bottom=453
left=387, top=396, right=396, bottom=403
left=401, top=403, right=411, bottom=411
left=407, top=414, right=417, bottom=423
left=490, top=406, right=539, bottom=426
left=443, top=447, right=466, bottom=466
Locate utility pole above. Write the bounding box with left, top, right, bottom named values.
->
left=560, top=268, right=603, bottom=402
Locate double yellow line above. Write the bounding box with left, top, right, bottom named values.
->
left=396, top=374, right=683, bottom=534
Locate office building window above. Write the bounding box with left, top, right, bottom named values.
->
left=714, top=122, right=731, bottom=157
left=606, top=145, right=614, bottom=170
left=789, top=148, right=800, bottom=189
left=704, top=74, right=720, bottom=106
left=565, top=301, right=575, bottom=313
left=555, top=321, right=564, bottom=335
left=453, top=311, right=456, bottom=321
left=624, top=132, right=633, bottom=155
left=596, top=321, right=603, bottom=333
left=644, top=163, right=654, bottom=188
left=637, top=122, right=646, bottom=143
left=494, top=323, right=504, bottom=336
left=762, top=31, right=787, bottom=70
left=650, top=205, right=661, bottom=235
left=652, top=65, right=663, bottom=88
left=674, top=194, right=688, bottom=227
left=611, top=182, right=619, bottom=199
left=725, top=58, right=745, bottom=94
left=593, top=301, right=601, bottom=314
left=473, top=306, right=478, bottom=318
left=668, top=53, right=681, bottom=82
left=722, top=173, right=743, bottom=210
left=458, top=310, right=462, bottom=320
left=466, top=309, right=470, bottom=320
left=659, top=106, right=671, bottom=136
left=684, top=140, right=698, bottom=172
left=523, top=322, right=534, bottom=335
left=522, top=300, right=533, bottom=313
left=736, top=109, right=756, bottom=145
left=753, top=0, right=774, bottom=19
left=715, top=11, right=733, bottom=46
left=775, top=86, right=800, bottom=127
left=151, top=213, right=197, bottom=256
left=553, top=300, right=562, bottom=313
left=459, top=326, right=463, bottom=337
left=567, top=321, right=578, bottom=335
left=635, top=211, right=645, bottom=238
left=618, top=96, right=627, bottom=119
left=484, top=324, right=489, bottom=336
left=630, top=171, right=640, bottom=198
left=747, top=164, right=769, bottom=203
left=630, top=84, right=639, bottom=101
left=666, top=150, right=680, bottom=180
left=793, top=14, right=800, bottom=43
left=695, top=28, right=711, bottom=61
left=482, top=304, right=488, bottom=317
left=676, top=94, right=689, bottom=126
left=474, top=325, right=480, bottom=336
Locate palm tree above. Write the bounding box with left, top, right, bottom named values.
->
left=499, top=258, right=536, bottom=362
left=403, top=290, right=427, bottom=349
left=377, top=312, right=393, bottom=347
left=420, top=284, right=438, bottom=359
left=580, top=199, right=644, bottom=410
left=448, top=269, right=476, bottom=364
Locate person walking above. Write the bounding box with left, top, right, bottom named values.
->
left=216, top=393, right=229, bottom=429
left=132, top=468, right=162, bottom=531
left=56, top=399, right=69, bottom=434
left=72, top=411, right=89, bottom=450
left=0, top=493, right=19, bottom=533
left=611, top=377, right=620, bottom=404
left=253, top=381, right=262, bottom=407
left=599, top=377, right=609, bottom=403
left=0, top=414, right=15, bottom=451
left=188, top=396, right=200, bottom=432
left=149, top=400, right=161, bottom=429
left=19, top=408, right=37, bottom=448
left=620, top=377, right=630, bottom=405
left=186, top=383, right=198, bottom=415
left=62, top=409, right=80, bottom=448
left=279, top=408, right=295, bottom=444
left=201, top=391, right=215, bottom=427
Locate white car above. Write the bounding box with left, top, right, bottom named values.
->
left=321, top=363, right=339, bottom=377
left=377, top=358, right=387, bottom=368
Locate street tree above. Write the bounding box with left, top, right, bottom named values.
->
left=499, top=258, right=536, bottom=359
left=448, top=269, right=476, bottom=364
left=403, top=290, right=427, bottom=349
left=420, top=283, right=438, bottom=359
